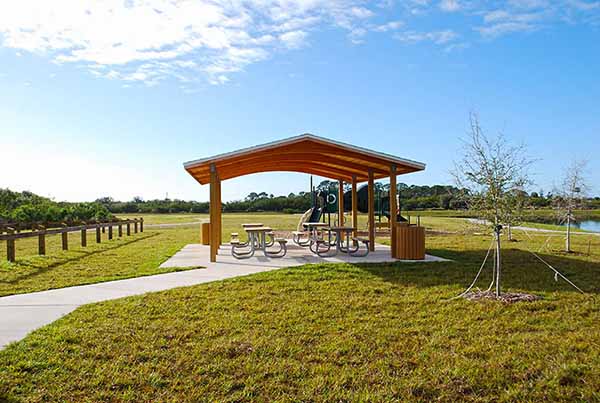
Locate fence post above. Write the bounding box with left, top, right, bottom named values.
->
left=127, top=222, right=131, bottom=236
left=62, top=231, right=68, bottom=251
left=118, top=223, right=123, bottom=237
left=38, top=226, right=46, bottom=255
left=96, top=225, right=101, bottom=243
left=60, top=223, right=68, bottom=250
left=6, top=228, right=15, bottom=262
left=108, top=224, right=113, bottom=240
left=134, top=220, right=138, bottom=234
left=81, top=224, right=87, bottom=247
left=140, top=218, right=144, bottom=233
left=102, top=225, right=105, bottom=234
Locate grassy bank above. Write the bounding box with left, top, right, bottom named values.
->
left=1, top=229, right=599, bottom=401
left=0, top=227, right=198, bottom=297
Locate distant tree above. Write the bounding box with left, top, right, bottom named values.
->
left=438, top=194, right=453, bottom=210
left=95, top=197, right=114, bottom=205
left=554, top=159, right=589, bottom=253
left=452, top=113, right=533, bottom=297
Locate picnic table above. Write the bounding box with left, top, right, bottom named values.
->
left=302, top=222, right=333, bottom=253
left=328, top=226, right=356, bottom=254
left=231, top=226, right=287, bottom=259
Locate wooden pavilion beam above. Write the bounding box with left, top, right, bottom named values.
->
left=351, top=176, right=358, bottom=236
left=209, top=164, right=219, bottom=262
left=389, top=164, right=398, bottom=259
left=204, top=152, right=390, bottom=177
left=338, top=179, right=344, bottom=227
left=217, top=172, right=222, bottom=248
left=351, top=175, right=358, bottom=237
left=212, top=163, right=359, bottom=183
left=368, top=170, right=375, bottom=252
left=218, top=159, right=365, bottom=180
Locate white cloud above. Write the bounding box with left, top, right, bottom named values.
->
left=1, top=0, right=598, bottom=85
left=394, top=29, right=458, bottom=44
left=440, top=0, right=461, bottom=12
left=373, top=20, right=404, bottom=32
left=279, top=30, right=308, bottom=49
left=0, top=0, right=376, bottom=85
left=477, top=21, right=535, bottom=37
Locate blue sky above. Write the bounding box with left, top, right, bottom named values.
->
left=1, top=0, right=599, bottom=202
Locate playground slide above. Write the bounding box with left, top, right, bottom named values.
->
left=296, top=207, right=323, bottom=232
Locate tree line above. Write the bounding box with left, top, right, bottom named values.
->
left=3, top=184, right=597, bottom=224
left=0, top=189, right=112, bottom=223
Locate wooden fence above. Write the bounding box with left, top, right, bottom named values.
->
left=0, top=218, right=143, bottom=262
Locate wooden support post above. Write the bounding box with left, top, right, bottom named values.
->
left=62, top=231, right=68, bottom=251
left=351, top=176, right=358, bottom=237
left=127, top=222, right=131, bottom=236
left=389, top=164, right=398, bottom=259
left=96, top=226, right=101, bottom=243
left=81, top=227, right=87, bottom=247
left=108, top=224, right=113, bottom=240
left=216, top=178, right=222, bottom=247
left=368, top=170, right=375, bottom=252
left=140, top=218, right=144, bottom=233
left=209, top=164, right=219, bottom=263
left=134, top=221, right=138, bottom=233
left=38, top=228, right=46, bottom=255
left=338, top=179, right=344, bottom=227
left=118, top=224, right=123, bottom=237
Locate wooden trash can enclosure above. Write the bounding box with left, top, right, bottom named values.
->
left=201, top=223, right=210, bottom=245
left=394, top=225, right=425, bottom=260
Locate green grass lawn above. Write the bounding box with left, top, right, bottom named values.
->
left=117, top=213, right=207, bottom=224
left=1, top=226, right=600, bottom=402
left=1, top=212, right=596, bottom=297
left=0, top=227, right=199, bottom=297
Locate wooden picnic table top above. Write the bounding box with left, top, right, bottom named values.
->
left=303, top=222, right=330, bottom=228
left=245, top=226, right=272, bottom=232
left=328, top=226, right=356, bottom=231
left=242, top=223, right=264, bottom=228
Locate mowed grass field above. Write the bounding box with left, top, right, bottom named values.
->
left=1, top=212, right=600, bottom=401
left=1, top=212, right=597, bottom=296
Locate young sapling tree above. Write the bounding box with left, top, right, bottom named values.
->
left=554, top=159, right=589, bottom=253
left=452, top=113, right=533, bottom=297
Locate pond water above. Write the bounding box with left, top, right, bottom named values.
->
left=569, top=219, right=600, bottom=233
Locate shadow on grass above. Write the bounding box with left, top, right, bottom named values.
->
left=0, top=233, right=159, bottom=285
left=351, top=247, right=600, bottom=295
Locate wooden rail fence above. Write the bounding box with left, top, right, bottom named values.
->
left=0, top=218, right=143, bottom=262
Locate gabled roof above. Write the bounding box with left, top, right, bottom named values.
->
left=184, top=133, right=425, bottom=184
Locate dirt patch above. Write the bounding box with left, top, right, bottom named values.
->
left=464, top=290, right=541, bottom=303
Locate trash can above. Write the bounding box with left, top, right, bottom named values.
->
left=394, top=225, right=425, bottom=260
left=201, top=222, right=210, bottom=245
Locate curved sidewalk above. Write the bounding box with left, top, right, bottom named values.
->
left=0, top=243, right=446, bottom=349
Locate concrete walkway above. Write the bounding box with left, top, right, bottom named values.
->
left=0, top=242, right=446, bottom=349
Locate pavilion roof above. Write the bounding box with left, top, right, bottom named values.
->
left=183, top=133, right=425, bottom=184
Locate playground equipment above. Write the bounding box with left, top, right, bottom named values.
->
left=297, top=183, right=406, bottom=231
left=343, top=184, right=406, bottom=224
